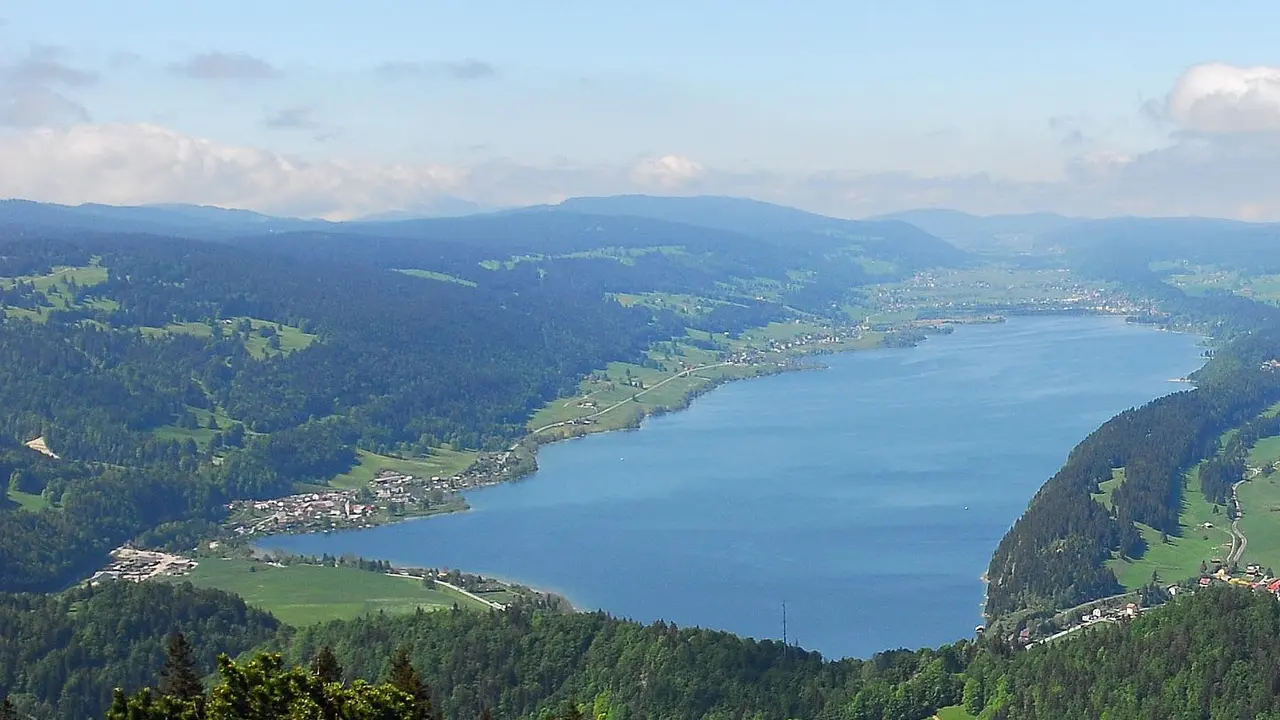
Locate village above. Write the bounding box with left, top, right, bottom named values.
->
left=89, top=546, right=199, bottom=584
left=866, top=269, right=1152, bottom=319
left=225, top=451, right=533, bottom=537
left=1014, top=561, right=1280, bottom=649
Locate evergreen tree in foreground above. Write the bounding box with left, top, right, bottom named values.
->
left=312, top=644, right=345, bottom=683
left=386, top=646, right=437, bottom=720
left=111, top=653, right=418, bottom=719
left=158, top=631, right=204, bottom=701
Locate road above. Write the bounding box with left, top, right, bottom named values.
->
left=1030, top=617, right=1118, bottom=647
left=1227, top=478, right=1249, bottom=566
left=385, top=572, right=505, bottom=610
left=531, top=362, right=734, bottom=435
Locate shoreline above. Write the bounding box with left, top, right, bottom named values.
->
left=242, top=311, right=1212, bottom=622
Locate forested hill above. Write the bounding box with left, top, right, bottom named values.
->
left=985, top=321, right=1280, bottom=617
left=0, top=581, right=281, bottom=719
left=547, top=195, right=969, bottom=267
left=0, top=201, right=963, bottom=596
left=985, top=220, right=1280, bottom=622
left=75, top=582, right=1280, bottom=720
left=1041, top=216, right=1280, bottom=273
left=965, top=586, right=1280, bottom=719
left=237, top=208, right=966, bottom=318
left=0, top=231, right=672, bottom=593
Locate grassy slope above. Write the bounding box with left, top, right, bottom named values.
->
left=171, top=558, right=487, bottom=626
left=1, top=264, right=111, bottom=321
left=329, top=448, right=478, bottom=490
left=6, top=490, right=50, bottom=512
left=1238, top=435, right=1280, bottom=571
left=141, top=317, right=317, bottom=359
left=153, top=406, right=239, bottom=448
left=525, top=353, right=760, bottom=438
left=394, top=268, right=478, bottom=287
left=1092, top=467, right=1125, bottom=511
left=935, top=707, right=976, bottom=720
left=1108, top=465, right=1232, bottom=588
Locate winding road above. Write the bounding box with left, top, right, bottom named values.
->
left=1226, top=478, right=1249, bottom=566
left=531, top=362, right=734, bottom=435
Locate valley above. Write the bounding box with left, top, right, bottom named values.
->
left=3, top=196, right=1280, bottom=719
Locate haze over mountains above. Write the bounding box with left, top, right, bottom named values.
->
left=5, top=194, right=1280, bottom=259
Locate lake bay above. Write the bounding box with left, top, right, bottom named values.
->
left=262, top=316, right=1205, bottom=658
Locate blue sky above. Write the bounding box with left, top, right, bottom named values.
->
left=2, top=1, right=1280, bottom=219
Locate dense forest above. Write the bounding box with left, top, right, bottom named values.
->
left=12, top=202, right=1280, bottom=718
left=25, top=580, right=1280, bottom=720
left=0, top=231, right=677, bottom=591
left=0, top=582, right=280, bottom=720
left=985, top=222, right=1280, bottom=623
left=0, top=203, right=968, bottom=595
left=984, top=263, right=1280, bottom=619
left=965, top=586, right=1280, bottom=719
left=282, top=605, right=969, bottom=720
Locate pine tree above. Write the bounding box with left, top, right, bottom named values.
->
left=311, top=645, right=344, bottom=683
left=158, top=631, right=204, bottom=701
left=387, top=646, right=436, bottom=720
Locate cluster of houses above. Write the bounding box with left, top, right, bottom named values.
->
left=869, top=272, right=1148, bottom=317
left=224, top=450, right=531, bottom=537
left=757, top=331, right=854, bottom=355
left=1196, top=562, right=1280, bottom=594
left=227, top=489, right=379, bottom=535
left=1014, top=561, right=1280, bottom=649
left=89, top=546, right=198, bottom=584
left=449, top=450, right=529, bottom=489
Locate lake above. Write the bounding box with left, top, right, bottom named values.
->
left=261, top=316, right=1206, bottom=659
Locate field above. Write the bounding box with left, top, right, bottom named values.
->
left=861, top=266, right=1118, bottom=323
left=612, top=291, right=726, bottom=318
left=480, top=245, right=685, bottom=271
left=5, top=489, right=50, bottom=512
left=1108, top=465, right=1232, bottom=589
left=170, top=558, right=487, bottom=626
left=526, top=320, right=880, bottom=442
left=1160, top=263, right=1280, bottom=306
left=934, top=707, right=976, bottom=720
left=152, top=405, right=240, bottom=448
left=0, top=263, right=113, bottom=321
left=394, top=268, right=478, bottom=287
left=1238, top=433, right=1280, bottom=571
left=141, top=317, right=317, bottom=359
left=525, top=350, right=761, bottom=440
left=329, top=448, right=478, bottom=490
left=0, top=263, right=109, bottom=292
left=1092, top=467, right=1125, bottom=511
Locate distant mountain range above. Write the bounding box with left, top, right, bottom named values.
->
left=0, top=199, right=330, bottom=239
left=867, top=208, right=1082, bottom=253
left=4, top=194, right=1275, bottom=263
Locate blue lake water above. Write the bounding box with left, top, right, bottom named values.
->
left=261, top=316, right=1206, bottom=659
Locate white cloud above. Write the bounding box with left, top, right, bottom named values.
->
left=629, top=154, right=705, bottom=188
left=1167, top=62, right=1280, bottom=133
left=0, top=123, right=464, bottom=219
left=5, top=117, right=1280, bottom=222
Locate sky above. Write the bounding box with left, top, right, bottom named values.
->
left=3, top=1, right=1280, bottom=220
